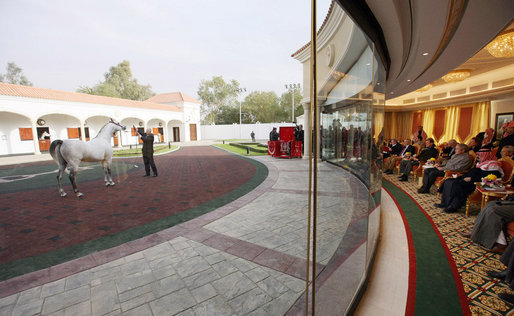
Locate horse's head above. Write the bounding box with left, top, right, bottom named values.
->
left=109, top=118, right=126, bottom=132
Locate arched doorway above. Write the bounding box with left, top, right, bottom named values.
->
left=167, top=120, right=183, bottom=142
left=147, top=119, right=166, bottom=143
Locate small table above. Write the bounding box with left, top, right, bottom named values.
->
left=467, top=184, right=514, bottom=216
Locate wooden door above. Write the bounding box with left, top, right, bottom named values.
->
left=36, top=127, right=50, bottom=151
left=67, top=128, right=80, bottom=139
left=189, top=124, right=197, bottom=141
left=173, top=127, right=180, bottom=142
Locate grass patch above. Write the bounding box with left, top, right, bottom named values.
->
left=214, top=144, right=268, bottom=156
left=217, top=139, right=249, bottom=142
left=113, top=145, right=177, bottom=157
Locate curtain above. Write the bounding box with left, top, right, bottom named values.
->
left=384, top=111, right=412, bottom=140
left=441, top=106, right=459, bottom=143
left=384, top=101, right=491, bottom=144
left=422, top=108, right=436, bottom=139
left=470, top=101, right=490, bottom=139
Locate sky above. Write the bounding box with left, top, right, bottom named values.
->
left=0, top=0, right=332, bottom=99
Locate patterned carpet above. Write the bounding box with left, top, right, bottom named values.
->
left=384, top=173, right=514, bottom=315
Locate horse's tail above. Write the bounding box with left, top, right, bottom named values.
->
left=50, top=140, right=67, bottom=166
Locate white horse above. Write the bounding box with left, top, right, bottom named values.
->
left=49, top=119, right=126, bottom=198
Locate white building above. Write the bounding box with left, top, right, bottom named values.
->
left=0, top=82, right=202, bottom=156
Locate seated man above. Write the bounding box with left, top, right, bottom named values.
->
left=435, top=149, right=503, bottom=213
left=484, top=214, right=514, bottom=305
left=384, top=139, right=414, bottom=174
left=383, top=138, right=402, bottom=159
left=417, top=143, right=473, bottom=193
left=399, top=138, right=438, bottom=181
left=461, top=194, right=514, bottom=253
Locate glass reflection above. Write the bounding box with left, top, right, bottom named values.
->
left=309, top=4, right=385, bottom=313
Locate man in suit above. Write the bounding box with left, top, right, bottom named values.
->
left=134, top=126, right=158, bottom=177
left=399, top=138, right=439, bottom=181
left=383, top=138, right=414, bottom=174
left=383, top=138, right=402, bottom=159
left=417, top=143, right=473, bottom=193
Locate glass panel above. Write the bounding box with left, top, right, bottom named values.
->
left=311, top=2, right=385, bottom=314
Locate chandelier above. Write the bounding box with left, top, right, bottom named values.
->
left=416, top=84, right=432, bottom=92
left=442, top=70, right=471, bottom=83
left=486, top=31, right=514, bottom=58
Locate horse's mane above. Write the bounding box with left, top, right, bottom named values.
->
left=94, top=121, right=114, bottom=139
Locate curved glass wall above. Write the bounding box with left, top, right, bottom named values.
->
left=302, top=2, right=385, bottom=314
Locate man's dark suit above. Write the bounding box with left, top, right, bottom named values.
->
left=138, top=131, right=158, bottom=176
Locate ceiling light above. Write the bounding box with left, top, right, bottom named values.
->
left=416, top=84, right=432, bottom=92
left=442, top=69, right=471, bottom=83
left=407, top=79, right=411, bottom=82
left=422, top=52, right=429, bottom=56
left=486, top=31, right=514, bottom=58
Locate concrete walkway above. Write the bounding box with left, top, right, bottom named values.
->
left=0, top=148, right=367, bottom=315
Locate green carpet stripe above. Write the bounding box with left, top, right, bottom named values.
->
left=0, top=155, right=268, bottom=281
left=383, top=180, right=463, bottom=315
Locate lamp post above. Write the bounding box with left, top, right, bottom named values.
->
left=285, top=83, right=301, bottom=123
left=235, top=87, right=246, bottom=139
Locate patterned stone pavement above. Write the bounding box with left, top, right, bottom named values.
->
left=0, top=236, right=305, bottom=316
left=0, top=153, right=367, bottom=315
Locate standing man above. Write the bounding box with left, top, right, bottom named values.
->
left=412, top=125, right=427, bottom=144
left=251, top=131, right=256, bottom=142
left=269, top=127, right=279, bottom=141
left=133, top=126, right=158, bottom=177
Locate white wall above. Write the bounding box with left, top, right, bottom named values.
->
left=201, top=122, right=296, bottom=140
left=491, top=98, right=514, bottom=128
left=0, top=113, right=33, bottom=155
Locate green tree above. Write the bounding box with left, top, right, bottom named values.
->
left=243, top=91, right=283, bottom=123
left=279, top=89, right=304, bottom=122
left=197, top=76, right=241, bottom=124
left=77, top=60, right=154, bottom=101
left=216, top=105, right=240, bottom=124
left=0, top=62, right=32, bottom=86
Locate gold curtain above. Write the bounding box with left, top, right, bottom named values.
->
left=442, top=106, right=460, bottom=143
left=384, top=111, right=413, bottom=140
left=373, top=110, right=384, bottom=141
left=421, top=108, right=436, bottom=139
left=470, top=101, right=490, bottom=140
left=384, top=101, right=491, bottom=144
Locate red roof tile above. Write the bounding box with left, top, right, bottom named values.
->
left=0, top=82, right=183, bottom=112
left=146, top=92, right=201, bottom=104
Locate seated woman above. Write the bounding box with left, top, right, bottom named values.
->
left=435, top=148, right=503, bottom=213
